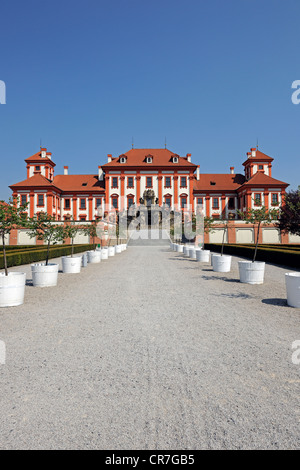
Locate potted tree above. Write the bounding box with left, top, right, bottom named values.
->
left=60, top=218, right=83, bottom=273
left=0, top=198, right=28, bottom=307
left=277, top=189, right=300, bottom=307
left=81, top=221, right=101, bottom=264
left=237, top=206, right=279, bottom=284
left=212, top=216, right=233, bottom=272
left=196, top=216, right=215, bottom=262
left=26, top=213, right=63, bottom=287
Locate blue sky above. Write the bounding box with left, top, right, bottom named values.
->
left=0, top=0, right=299, bottom=200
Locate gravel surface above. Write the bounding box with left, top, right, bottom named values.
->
left=0, top=247, right=299, bottom=450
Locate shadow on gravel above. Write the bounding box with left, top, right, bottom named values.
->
left=201, top=275, right=240, bottom=283
left=215, top=292, right=253, bottom=299
left=26, top=279, right=33, bottom=287
left=262, top=298, right=288, bottom=307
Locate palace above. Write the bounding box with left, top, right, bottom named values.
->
left=8, top=145, right=295, bottom=244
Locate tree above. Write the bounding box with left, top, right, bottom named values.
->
left=26, top=213, right=64, bottom=266
left=61, top=218, right=82, bottom=257
left=0, top=197, right=28, bottom=276
left=237, top=207, right=279, bottom=262
left=81, top=220, right=99, bottom=251
left=277, top=189, right=300, bottom=237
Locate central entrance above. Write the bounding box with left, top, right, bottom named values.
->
left=139, top=190, right=158, bottom=227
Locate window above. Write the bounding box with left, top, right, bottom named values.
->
left=38, top=194, right=44, bottom=206
left=165, top=197, right=171, bottom=207
left=165, top=176, right=171, bottom=188
left=80, top=198, right=86, bottom=210
left=128, top=197, right=134, bottom=208
left=258, top=165, right=264, bottom=170
left=173, top=157, right=178, bottom=163
left=120, top=157, right=126, bottom=163
left=21, top=195, right=27, bottom=206
left=112, top=198, right=118, bottom=210
left=64, top=198, right=70, bottom=210
left=127, top=177, right=134, bottom=188
left=272, top=193, right=279, bottom=205
left=213, top=198, right=219, bottom=209
left=146, top=157, right=152, bottom=163
left=146, top=177, right=152, bottom=188
left=228, top=197, right=235, bottom=210
left=96, top=198, right=102, bottom=208
left=197, top=197, right=203, bottom=206
left=112, top=177, right=118, bottom=188
left=181, top=197, right=187, bottom=209
left=180, top=176, right=187, bottom=188
left=79, top=215, right=86, bottom=221
left=254, top=193, right=261, bottom=205
left=35, top=166, right=40, bottom=171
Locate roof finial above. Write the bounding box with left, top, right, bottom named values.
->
left=132, top=137, right=134, bottom=149
left=40, top=138, right=42, bottom=150
left=164, top=136, right=167, bottom=149
left=256, top=138, right=259, bottom=150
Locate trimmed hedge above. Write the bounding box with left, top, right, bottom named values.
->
left=0, top=244, right=94, bottom=269
left=205, top=243, right=300, bottom=268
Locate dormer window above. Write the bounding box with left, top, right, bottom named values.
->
left=146, top=156, right=153, bottom=163
left=120, top=156, right=127, bottom=163
left=173, top=157, right=178, bottom=163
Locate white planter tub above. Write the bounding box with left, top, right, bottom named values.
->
left=0, top=272, right=26, bottom=307
left=108, top=246, right=115, bottom=257
left=87, top=251, right=101, bottom=264
left=238, top=261, right=265, bottom=284
left=285, top=273, right=300, bottom=308
left=188, top=247, right=196, bottom=259
left=115, top=245, right=122, bottom=254
left=177, top=244, right=184, bottom=253
left=31, top=263, right=59, bottom=287
left=62, top=256, right=82, bottom=274
left=121, top=244, right=127, bottom=251
left=170, top=242, right=174, bottom=250
left=212, top=254, right=232, bottom=272
left=82, top=252, right=88, bottom=267
left=196, top=250, right=210, bottom=262
left=101, top=249, right=108, bottom=260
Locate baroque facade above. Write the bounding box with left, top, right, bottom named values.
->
left=10, top=146, right=289, bottom=221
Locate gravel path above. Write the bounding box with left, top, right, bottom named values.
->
left=0, top=247, right=299, bottom=450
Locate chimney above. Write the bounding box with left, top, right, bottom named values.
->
left=230, top=166, right=234, bottom=174
left=64, top=166, right=68, bottom=175
left=251, top=148, right=256, bottom=157
left=196, top=165, right=200, bottom=180
left=41, top=148, right=47, bottom=158
left=186, top=153, right=191, bottom=162
left=107, top=154, right=112, bottom=163
left=98, top=165, right=103, bottom=181
left=46, top=152, right=52, bottom=160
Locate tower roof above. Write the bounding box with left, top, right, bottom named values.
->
left=102, top=148, right=196, bottom=168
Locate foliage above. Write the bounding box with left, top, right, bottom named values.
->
left=26, top=213, right=64, bottom=265
left=0, top=197, right=28, bottom=275
left=277, top=189, right=300, bottom=237
left=237, top=207, right=279, bottom=262
left=60, top=218, right=82, bottom=256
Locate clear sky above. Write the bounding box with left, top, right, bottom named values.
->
left=0, top=0, right=299, bottom=200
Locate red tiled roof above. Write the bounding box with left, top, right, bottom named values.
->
left=243, top=149, right=274, bottom=165
left=240, top=171, right=288, bottom=188
left=102, top=148, right=197, bottom=168
left=53, top=174, right=105, bottom=192
left=25, top=149, right=55, bottom=166
left=10, top=173, right=57, bottom=189
left=193, top=173, right=245, bottom=192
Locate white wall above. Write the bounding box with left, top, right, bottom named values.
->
left=18, top=230, right=36, bottom=245
left=262, top=228, right=281, bottom=243
left=236, top=228, right=254, bottom=243
left=209, top=228, right=228, bottom=243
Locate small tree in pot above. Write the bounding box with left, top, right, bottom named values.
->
left=81, top=220, right=102, bottom=263
left=237, top=206, right=279, bottom=284
left=26, top=212, right=64, bottom=287
left=277, top=188, right=300, bottom=307
left=0, top=197, right=28, bottom=306
left=60, top=218, right=83, bottom=273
